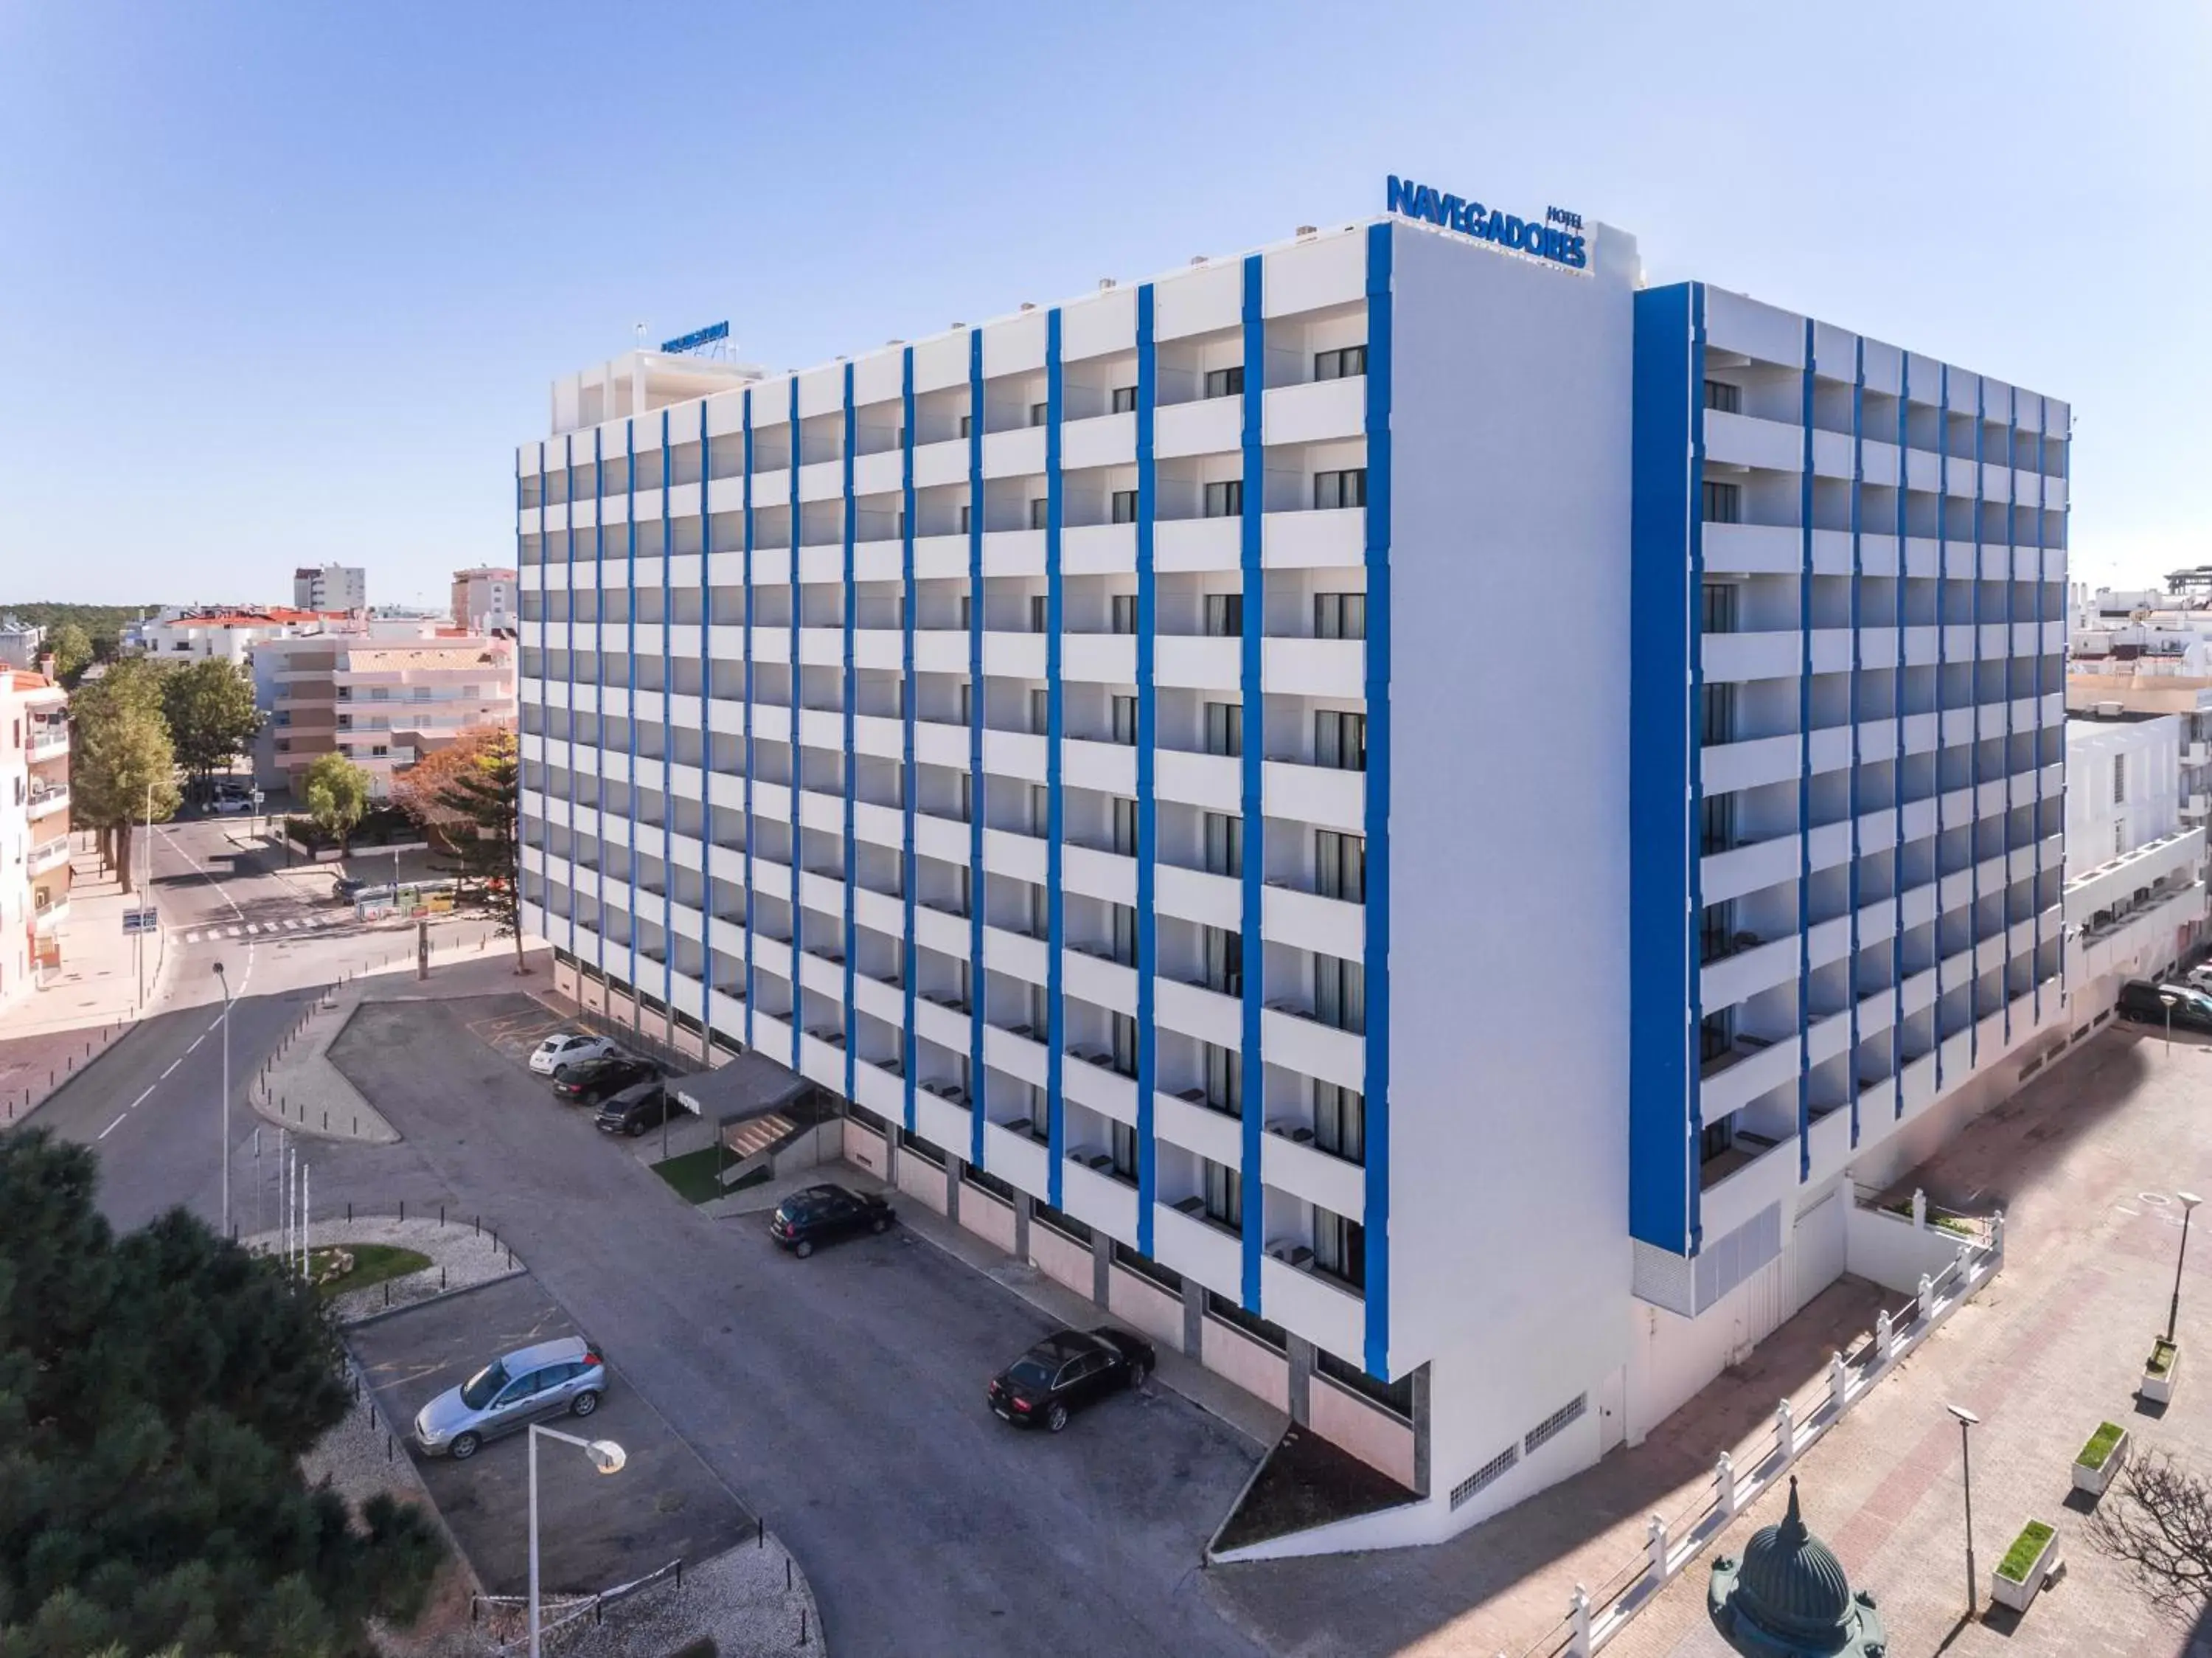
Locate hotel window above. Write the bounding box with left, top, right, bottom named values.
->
left=1029, top=594, right=1049, bottom=634
left=1112, top=386, right=1138, bottom=414
left=1029, top=497, right=1050, bottom=530
left=1109, top=1120, right=1138, bottom=1182
left=1313, top=1210, right=1365, bottom=1290
left=1110, top=594, right=1138, bottom=634
left=1110, top=1012, right=1138, bottom=1076
left=1029, top=401, right=1049, bottom=428
left=1204, top=479, right=1244, bottom=518
left=1030, top=690, right=1049, bottom=735
left=958, top=503, right=971, bottom=534
left=1314, top=344, right=1368, bottom=381
left=1313, top=468, right=1367, bottom=510
left=1110, top=904, right=1138, bottom=967
left=1314, top=592, right=1366, bottom=640
left=1029, top=784, right=1049, bottom=836
left=1204, top=926, right=1243, bottom=996
left=1703, top=378, right=1742, bottom=414
left=1202, top=1159, right=1243, bottom=1229
left=1203, top=593, right=1243, bottom=637
left=1205, top=1044, right=1243, bottom=1114
left=1315, top=710, right=1366, bottom=771
left=1204, top=365, right=1245, bottom=399
left=1204, top=702, right=1243, bottom=757
left=1700, top=792, right=1735, bottom=855
left=1701, top=481, right=1742, bottom=525
left=958, top=413, right=973, bottom=439
left=1315, top=830, right=1366, bottom=901
left=1112, top=695, right=1138, bottom=745
left=1315, top=956, right=1365, bottom=1034
left=1700, top=682, right=1736, bottom=747
left=1699, top=899, right=1736, bottom=965
left=1204, top=811, right=1243, bottom=877
left=1701, top=581, right=1738, bottom=635
left=1315, top=1084, right=1366, bottom=1164
left=2114, top=753, right=2126, bottom=803
left=1699, top=1007, right=1736, bottom=1064
left=1700, top=1118, right=1735, bottom=1163
left=1111, top=489, right=1138, bottom=524
left=1112, top=797, right=1138, bottom=855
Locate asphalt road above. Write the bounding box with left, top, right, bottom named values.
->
left=327, top=996, right=1268, bottom=1658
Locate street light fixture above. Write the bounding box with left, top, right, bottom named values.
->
left=527, top=1425, right=626, bottom=1657
left=212, top=962, right=232, bottom=1237
left=1947, top=1403, right=1980, bottom=1618
left=2168, top=1192, right=2205, bottom=1345
left=2162, top=991, right=2179, bottom=1055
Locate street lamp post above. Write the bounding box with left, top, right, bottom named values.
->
left=2162, top=991, right=2178, bottom=1056
left=213, top=962, right=232, bottom=1236
left=2168, top=1192, right=2205, bottom=1345
left=1947, top=1403, right=1980, bottom=1618
left=528, top=1425, right=626, bottom=1658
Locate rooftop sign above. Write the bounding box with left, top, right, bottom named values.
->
left=659, top=320, right=730, bottom=355
left=1386, top=176, right=1587, bottom=271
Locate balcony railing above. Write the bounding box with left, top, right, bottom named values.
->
left=26, top=785, right=69, bottom=819
left=27, top=836, right=69, bottom=875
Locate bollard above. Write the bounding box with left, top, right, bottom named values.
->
left=440, top=1204, right=445, bottom=1227
left=475, top=1214, right=481, bottom=1236
left=400, top=1200, right=406, bottom=1223
left=322, top=1112, right=328, bottom=1131
left=758, top=1518, right=765, bottom=1549
left=441, top=1266, right=448, bottom=1290
left=800, top=1608, right=808, bottom=1647
left=352, top=1115, right=358, bottom=1135
left=386, top=1435, right=393, bottom=1463
left=384, top=1283, right=390, bottom=1307
left=677, top=1558, right=684, bottom=1589
left=347, top=1202, right=353, bottom=1222
left=1775, top=1398, right=1796, bottom=1469
left=1646, top=1513, right=1669, bottom=1587
left=1716, top=1451, right=1738, bottom=1519
left=785, top=1556, right=792, bottom=1590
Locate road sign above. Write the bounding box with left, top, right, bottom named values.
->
left=121, top=907, right=159, bottom=934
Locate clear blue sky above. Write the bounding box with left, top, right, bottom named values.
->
left=2, top=1, right=2204, bottom=608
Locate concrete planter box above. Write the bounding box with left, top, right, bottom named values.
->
left=1991, top=1521, right=2059, bottom=1613
left=2072, top=1422, right=2129, bottom=1496
left=2144, top=1339, right=2181, bottom=1404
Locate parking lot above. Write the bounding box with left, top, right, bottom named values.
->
left=348, top=1273, right=753, bottom=1596
left=328, top=994, right=1269, bottom=1658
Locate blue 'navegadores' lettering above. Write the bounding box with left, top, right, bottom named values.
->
left=1386, top=175, right=1589, bottom=272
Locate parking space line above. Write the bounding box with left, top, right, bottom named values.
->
left=97, top=1114, right=125, bottom=1140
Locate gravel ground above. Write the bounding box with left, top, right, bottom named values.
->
left=240, top=1213, right=525, bottom=1323
left=473, top=1541, right=822, bottom=1658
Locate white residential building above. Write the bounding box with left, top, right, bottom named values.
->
left=126, top=606, right=338, bottom=665
left=2062, top=714, right=2208, bottom=1000
left=254, top=631, right=516, bottom=797
left=0, top=616, right=44, bottom=673
left=0, top=671, right=71, bottom=1010
left=294, top=563, right=367, bottom=612
left=452, top=566, right=519, bottom=634
left=516, top=186, right=2070, bottom=1550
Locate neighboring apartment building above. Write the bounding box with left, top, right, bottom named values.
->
left=452, top=566, right=519, bottom=634
left=293, top=563, right=367, bottom=612
left=127, top=606, right=340, bottom=665
left=0, top=672, right=71, bottom=1010
left=254, top=631, right=516, bottom=797
left=0, top=616, right=44, bottom=672
left=2061, top=714, right=2205, bottom=1014
left=515, top=192, right=2068, bottom=1549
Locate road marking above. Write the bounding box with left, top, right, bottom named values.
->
left=161, top=1059, right=180, bottom=1078
left=131, top=1086, right=154, bottom=1109
left=246, top=923, right=262, bottom=935
left=98, top=1114, right=126, bottom=1140
left=187, top=1033, right=205, bottom=1053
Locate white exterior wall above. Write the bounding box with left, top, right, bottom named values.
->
left=2062, top=715, right=2204, bottom=1011
left=294, top=563, right=366, bottom=611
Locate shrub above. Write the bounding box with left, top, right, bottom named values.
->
left=1997, top=1520, right=2056, bottom=1583
left=2149, top=1339, right=2179, bottom=1378
left=2079, top=1422, right=2125, bottom=1471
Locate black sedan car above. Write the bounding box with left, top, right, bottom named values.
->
left=767, top=1183, right=894, bottom=1257
left=594, top=1081, right=681, bottom=1137
left=987, top=1327, right=1155, bottom=1432
left=552, top=1054, right=660, bottom=1106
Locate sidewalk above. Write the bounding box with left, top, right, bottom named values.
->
left=2, top=842, right=170, bottom=1038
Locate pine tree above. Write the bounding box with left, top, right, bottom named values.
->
left=425, top=729, right=526, bottom=974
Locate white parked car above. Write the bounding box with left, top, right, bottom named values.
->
left=2185, top=962, right=2212, bottom=993
left=529, top=1033, right=622, bottom=1075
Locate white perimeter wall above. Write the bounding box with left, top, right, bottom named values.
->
left=1382, top=218, right=1640, bottom=1518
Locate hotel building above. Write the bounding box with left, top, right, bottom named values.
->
left=515, top=196, right=2070, bottom=1550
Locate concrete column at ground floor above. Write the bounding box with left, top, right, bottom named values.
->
left=1180, top=1276, right=1204, bottom=1359
left=943, top=1156, right=962, bottom=1226
left=1411, top=1363, right=1432, bottom=1497
left=881, top=1126, right=900, bottom=1187
left=1287, top=1335, right=1312, bottom=1427
left=1091, top=1230, right=1110, bottom=1305
left=1012, top=1191, right=1030, bottom=1260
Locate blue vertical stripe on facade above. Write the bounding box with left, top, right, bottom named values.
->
left=2034, top=395, right=2050, bottom=1019
left=1969, top=381, right=1985, bottom=1064
left=594, top=426, right=609, bottom=965
left=902, top=350, right=925, bottom=1143
left=788, top=377, right=803, bottom=1072
left=1237, top=254, right=1266, bottom=1313
left=1359, top=223, right=1394, bottom=1375
left=1134, top=284, right=1160, bottom=1255
left=742, top=391, right=759, bottom=1048
left=699, top=402, right=715, bottom=1031
left=1045, top=309, right=1069, bottom=1209
left=1795, top=321, right=1814, bottom=1182
left=1891, top=361, right=1910, bottom=1116
left=841, top=363, right=859, bottom=1105
left=565, top=434, right=579, bottom=964
left=1933, top=366, right=1950, bottom=1091
left=625, top=420, right=640, bottom=1001
left=1627, top=281, right=1703, bottom=1255
left=1846, top=337, right=1864, bottom=1149
left=659, top=412, right=675, bottom=1014
left=967, top=330, right=993, bottom=1195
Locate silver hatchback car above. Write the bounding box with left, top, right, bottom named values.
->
left=413, top=1336, right=607, bottom=1460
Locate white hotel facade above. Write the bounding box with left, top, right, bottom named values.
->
left=515, top=192, right=2071, bottom=1550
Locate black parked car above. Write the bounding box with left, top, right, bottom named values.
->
left=767, top=1183, right=894, bottom=1257
left=2116, top=979, right=2212, bottom=1034
left=594, top=1081, right=680, bottom=1137
left=987, top=1327, right=1155, bottom=1432
left=552, top=1055, right=661, bottom=1106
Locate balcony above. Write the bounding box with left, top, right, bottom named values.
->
left=27, top=836, right=70, bottom=876
left=32, top=897, right=69, bottom=934
left=27, top=722, right=68, bottom=761
left=26, top=785, right=69, bottom=821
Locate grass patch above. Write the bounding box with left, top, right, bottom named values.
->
left=1880, top=1197, right=1977, bottom=1238
left=1212, top=1426, right=1419, bottom=1553
left=310, top=1243, right=432, bottom=1303
left=2078, top=1421, right=2125, bottom=1470
left=653, top=1147, right=733, bottom=1205
left=2149, top=1338, right=2179, bottom=1378
left=1996, top=1520, right=2055, bottom=1583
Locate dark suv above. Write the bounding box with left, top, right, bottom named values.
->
left=594, top=1081, right=680, bottom=1137
left=768, top=1183, right=894, bottom=1256
left=987, top=1327, right=1155, bottom=1432
left=2117, top=979, right=2212, bottom=1034
left=552, top=1055, right=661, bottom=1106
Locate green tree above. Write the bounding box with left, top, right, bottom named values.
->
left=43, top=623, right=91, bottom=687
left=399, top=729, right=526, bottom=972
left=0, top=1131, right=445, bottom=1656
left=159, top=658, right=261, bottom=798
left=67, top=659, right=179, bottom=892
left=302, top=752, right=371, bottom=855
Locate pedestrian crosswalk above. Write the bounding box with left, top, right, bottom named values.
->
left=179, top=912, right=348, bottom=945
